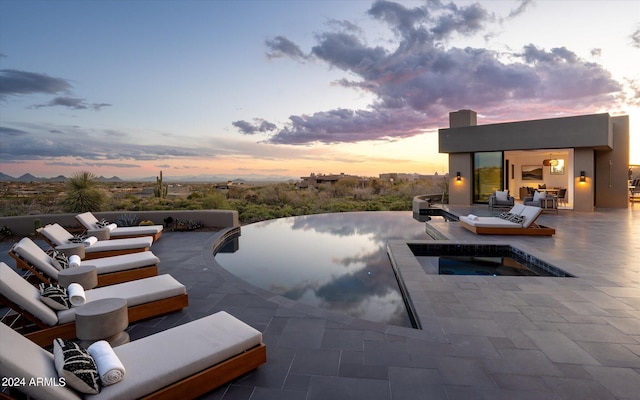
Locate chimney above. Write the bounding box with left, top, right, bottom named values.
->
left=449, top=110, right=477, bottom=128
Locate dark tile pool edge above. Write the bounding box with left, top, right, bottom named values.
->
left=408, top=242, right=575, bottom=278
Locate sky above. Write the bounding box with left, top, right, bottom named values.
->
left=1, top=0, right=639, bottom=180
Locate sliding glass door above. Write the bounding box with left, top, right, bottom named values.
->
left=473, top=152, right=504, bottom=203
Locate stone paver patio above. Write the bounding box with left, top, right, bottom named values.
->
left=1, top=204, right=639, bottom=399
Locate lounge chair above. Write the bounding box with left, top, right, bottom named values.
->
left=459, top=204, right=555, bottom=236
left=0, top=262, right=188, bottom=347
left=76, top=212, right=163, bottom=242
left=0, top=311, right=266, bottom=400
left=9, top=237, right=159, bottom=287
left=37, top=223, right=153, bottom=260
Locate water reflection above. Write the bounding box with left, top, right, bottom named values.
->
left=214, top=211, right=429, bottom=327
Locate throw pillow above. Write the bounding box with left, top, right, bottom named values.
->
left=53, top=338, right=101, bottom=394
left=68, top=233, right=87, bottom=244
left=495, top=190, right=508, bottom=201
left=498, top=212, right=512, bottom=220
left=46, top=249, right=69, bottom=270
left=39, top=283, right=70, bottom=311
left=532, top=191, right=546, bottom=202
left=96, top=218, right=111, bottom=228
left=508, top=215, right=525, bottom=224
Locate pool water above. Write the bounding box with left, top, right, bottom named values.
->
left=418, top=256, right=554, bottom=276
left=214, top=211, right=429, bottom=327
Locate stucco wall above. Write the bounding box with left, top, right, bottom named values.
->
left=593, top=116, right=630, bottom=208
left=0, top=210, right=239, bottom=237
left=448, top=153, right=473, bottom=205
left=439, top=113, right=612, bottom=153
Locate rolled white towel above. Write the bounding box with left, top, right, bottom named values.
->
left=87, top=340, right=126, bottom=386
left=467, top=214, right=480, bottom=221
left=68, top=255, right=82, bottom=268
left=106, top=223, right=118, bottom=232
left=83, top=236, right=98, bottom=246
left=67, top=283, right=86, bottom=306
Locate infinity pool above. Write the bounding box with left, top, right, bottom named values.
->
left=214, top=211, right=430, bottom=327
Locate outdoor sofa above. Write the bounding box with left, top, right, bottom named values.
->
left=0, top=262, right=188, bottom=347
left=459, top=204, right=555, bottom=236
left=0, top=310, right=266, bottom=400
left=37, top=223, right=153, bottom=260
left=76, top=212, right=163, bottom=242
left=10, top=237, right=159, bottom=287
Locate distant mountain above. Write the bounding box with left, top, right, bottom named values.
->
left=0, top=172, right=293, bottom=183
left=0, top=173, right=122, bottom=182
left=134, top=173, right=298, bottom=183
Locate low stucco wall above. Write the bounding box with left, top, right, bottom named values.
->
left=0, top=210, right=239, bottom=236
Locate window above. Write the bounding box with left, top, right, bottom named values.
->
left=474, top=152, right=503, bottom=203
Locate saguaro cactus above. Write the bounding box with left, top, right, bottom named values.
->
left=154, top=170, right=168, bottom=199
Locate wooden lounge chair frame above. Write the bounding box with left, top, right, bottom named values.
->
left=36, top=225, right=150, bottom=260
left=0, top=292, right=188, bottom=348
left=76, top=211, right=163, bottom=242
left=459, top=220, right=556, bottom=236
left=141, top=343, right=266, bottom=400
left=8, top=244, right=158, bottom=287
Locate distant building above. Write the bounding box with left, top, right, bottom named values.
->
left=379, top=173, right=444, bottom=183
left=296, top=173, right=366, bottom=189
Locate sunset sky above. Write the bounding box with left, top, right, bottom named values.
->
left=1, top=0, right=638, bottom=180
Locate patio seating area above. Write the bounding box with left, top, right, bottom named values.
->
left=1, top=205, right=639, bottom=399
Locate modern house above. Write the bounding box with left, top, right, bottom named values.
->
left=439, top=110, right=630, bottom=211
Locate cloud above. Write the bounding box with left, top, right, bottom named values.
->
left=631, top=26, right=640, bottom=48
left=0, top=69, right=72, bottom=98
left=0, top=122, right=209, bottom=163
left=507, top=0, right=533, bottom=19
left=0, top=126, right=28, bottom=136
left=232, top=119, right=277, bottom=135
left=235, top=0, right=625, bottom=145
left=30, top=96, right=112, bottom=111
left=265, top=36, right=307, bottom=60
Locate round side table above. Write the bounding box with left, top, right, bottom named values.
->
left=55, top=243, right=86, bottom=259
left=58, top=265, right=98, bottom=290
left=76, top=298, right=129, bottom=348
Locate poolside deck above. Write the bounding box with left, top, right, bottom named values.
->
left=2, top=205, right=639, bottom=399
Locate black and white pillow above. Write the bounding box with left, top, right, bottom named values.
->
left=53, top=338, right=101, bottom=394
left=68, top=233, right=87, bottom=244
left=96, top=218, right=111, bottom=228
left=46, top=249, right=69, bottom=270
left=39, top=283, right=70, bottom=311
left=508, top=214, right=526, bottom=224
left=498, top=212, right=512, bottom=220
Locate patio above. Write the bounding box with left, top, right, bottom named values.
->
left=2, top=204, right=639, bottom=399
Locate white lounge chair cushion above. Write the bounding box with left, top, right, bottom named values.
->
left=0, top=262, right=59, bottom=326
left=459, top=216, right=521, bottom=228
left=13, top=237, right=159, bottom=279
left=83, top=251, right=159, bottom=275
left=41, top=224, right=153, bottom=252
left=56, top=274, right=186, bottom=324
left=520, top=206, right=543, bottom=228
left=459, top=205, right=543, bottom=229
left=87, top=311, right=262, bottom=400
left=509, top=203, right=526, bottom=215
left=77, top=212, right=163, bottom=237
left=14, top=237, right=61, bottom=279
left=0, top=323, right=82, bottom=400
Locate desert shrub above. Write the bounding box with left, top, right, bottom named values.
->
left=62, top=171, right=106, bottom=213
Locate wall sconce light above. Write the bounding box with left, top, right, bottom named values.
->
left=456, top=172, right=461, bottom=181
left=580, top=171, right=586, bottom=183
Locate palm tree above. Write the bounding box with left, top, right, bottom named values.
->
left=62, top=171, right=106, bottom=212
